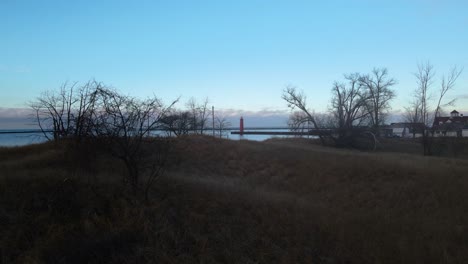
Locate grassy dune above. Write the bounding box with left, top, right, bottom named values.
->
left=1, top=137, right=468, bottom=263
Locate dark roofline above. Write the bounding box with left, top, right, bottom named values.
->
left=390, top=122, right=424, bottom=125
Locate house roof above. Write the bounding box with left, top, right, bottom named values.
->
left=451, top=110, right=459, bottom=114
left=433, top=116, right=468, bottom=127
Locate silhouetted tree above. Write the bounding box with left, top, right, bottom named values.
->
left=359, top=68, right=396, bottom=134
left=409, top=62, right=463, bottom=155
left=330, top=73, right=370, bottom=145
left=30, top=81, right=101, bottom=142
left=287, top=111, right=312, bottom=133
left=413, top=62, right=435, bottom=126
left=31, top=81, right=177, bottom=200
left=403, top=102, right=423, bottom=138
left=282, top=86, right=325, bottom=144
left=89, top=86, right=177, bottom=197
left=160, top=110, right=192, bottom=137
left=186, top=97, right=210, bottom=134
left=214, top=116, right=231, bottom=138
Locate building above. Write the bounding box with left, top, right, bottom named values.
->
left=433, top=110, right=468, bottom=137
left=389, top=122, right=425, bottom=138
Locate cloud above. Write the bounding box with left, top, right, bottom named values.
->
left=0, top=64, right=31, bottom=73
left=0, top=108, right=36, bottom=129
left=0, top=107, right=291, bottom=129
left=14, top=66, right=31, bottom=73
left=0, top=107, right=33, bottom=118
left=212, top=108, right=290, bottom=127
left=215, top=108, right=290, bottom=118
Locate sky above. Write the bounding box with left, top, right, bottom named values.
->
left=1, top=0, right=467, bottom=128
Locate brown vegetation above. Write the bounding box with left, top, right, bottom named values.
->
left=1, top=137, right=468, bottom=263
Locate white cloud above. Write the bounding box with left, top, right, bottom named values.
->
left=0, top=107, right=33, bottom=118
left=0, top=108, right=36, bottom=129
left=215, top=108, right=289, bottom=117
left=212, top=108, right=290, bottom=127
left=0, top=64, right=31, bottom=73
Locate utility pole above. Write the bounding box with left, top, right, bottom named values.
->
left=240, top=116, right=244, bottom=136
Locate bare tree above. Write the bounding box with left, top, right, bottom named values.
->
left=186, top=97, right=199, bottom=133
left=359, top=68, right=397, bottom=134
left=30, top=81, right=178, bottom=199
left=330, top=73, right=370, bottom=143
left=410, top=63, right=463, bottom=155
left=29, top=81, right=101, bottom=142
left=403, top=100, right=423, bottom=138
left=214, top=116, right=231, bottom=138
left=30, top=83, right=74, bottom=141
left=282, top=70, right=388, bottom=149
left=89, top=86, right=177, bottom=197
left=404, top=62, right=435, bottom=141
left=287, top=111, right=312, bottom=133
left=425, top=66, right=462, bottom=155
left=198, top=97, right=210, bottom=134
left=282, top=86, right=325, bottom=144
left=186, top=97, right=210, bottom=134
left=413, top=62, right=435, bottom=126
left=434, top=66, right=462, bottom=118
left=315, top=113, right=337, bottom=130
left=287, top=111, right=336, bottom=139
left=159, top=110, right=192, bottom=137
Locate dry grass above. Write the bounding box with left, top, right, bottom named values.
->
left=1, top=136, right=468, bottom=263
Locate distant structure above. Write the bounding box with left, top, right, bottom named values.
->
left=240, top=117, right=244, bottom=136
left=385, top=110, right=468, bottom=138
left=388, top=122, right=425, bottom=138
left=433, top=110, right=468, bottom=137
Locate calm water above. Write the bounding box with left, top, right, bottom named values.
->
left=0, top=129, right=302, bottom=147
left=0, top=130, right=48, bottom=147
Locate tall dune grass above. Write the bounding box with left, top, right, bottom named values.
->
left=1, top=136, right=468, bottom=263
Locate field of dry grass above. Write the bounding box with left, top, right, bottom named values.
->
left=1, top=136, right=468, bottom=263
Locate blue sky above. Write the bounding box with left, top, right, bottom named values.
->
left=1, top=0, right=467, bottom=127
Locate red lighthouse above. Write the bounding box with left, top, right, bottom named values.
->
left=240, top=117, right=244, bottom=136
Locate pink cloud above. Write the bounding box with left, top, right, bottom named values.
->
left=215, top=108, right=290, bottom=118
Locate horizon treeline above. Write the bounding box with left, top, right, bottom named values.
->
left=27, top=62, right=463, bottom=155
left=282, top=63, right=463, bottom=154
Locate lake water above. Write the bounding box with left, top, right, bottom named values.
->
left=0, top=129, right=304, bottom=147
left=0, top=130, right=49, bottom=147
